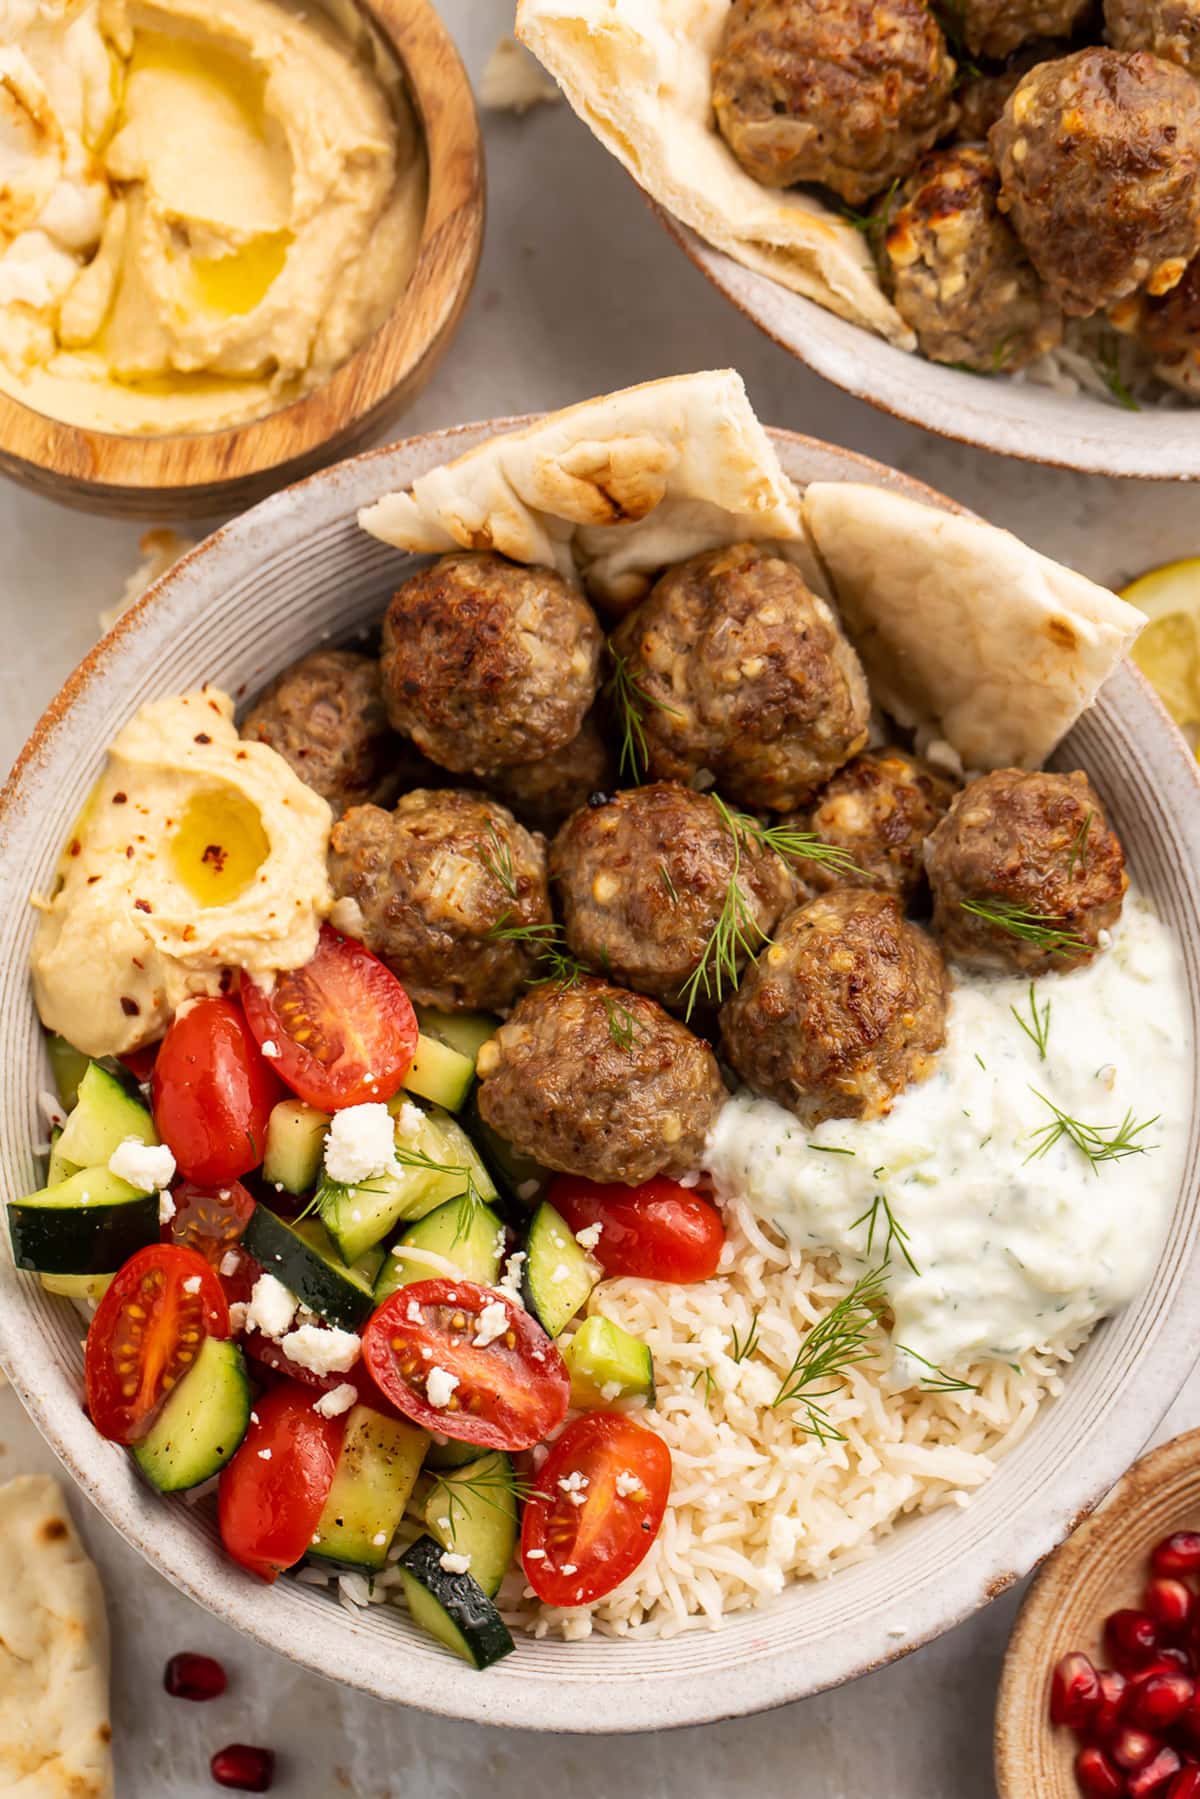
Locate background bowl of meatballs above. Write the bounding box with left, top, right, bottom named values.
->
left=4, top=419, right=1200, bottom=1727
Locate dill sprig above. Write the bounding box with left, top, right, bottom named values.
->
left=691, top=1366, right=715, bottom=1405
left=840, top=177, right=900, bottom=249
left=895, top=1344, right=979, bottom=1395
left=730, top=1311, right=761, bottom=1364
left=1023, top=1089, right=1159, bottom=1172
left=850, top=1192, right=920, bottom=1276
left=960, top=898, right=1090, bottom=958
left=1066, top=810, right=1093, bottom=880
left=434, top=1463, right=536, bottom=1546
left=1097, top=342, right=1140, bottom=412
left=489, top=916, right=642, bottom=1050
left=718, top=798, right=860, bottom=878
left=1011, top=981, right=1052, bottom=1061
left=811, top=1144, right=856, bottom=1157
left=659, top=863, right=679, bottom=905
left=602, top=990, right=643, bottom=1054
left=476, top=821, right=518, bottom=900
left=771, top=1265, right=889, bottom=1438
left=605, top=647, right=680, bottom=782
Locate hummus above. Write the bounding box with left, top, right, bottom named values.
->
left=31, top=688, right=333, bottom=1058
left=0, top=0, right=427, bottom=434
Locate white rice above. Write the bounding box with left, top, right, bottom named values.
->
left=1018, top=313, right=1190, bottom=408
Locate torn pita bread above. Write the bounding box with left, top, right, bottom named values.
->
left=480, top=37, right=561, bottom=113
left=514, top=0, right=913, bottom=350
left=0, top=1475, right=113, bottom=1799
left=803, top=482, right=1143, bottom=771
left=359, top=370, right=810, bottom=611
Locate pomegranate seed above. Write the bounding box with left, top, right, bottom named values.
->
left=1053, top=1652, right=1103, bottom=1727
left=163, top=1652, right=227, bottom=1702
left=1125, top=1670, right=1196, bottom=1730
left=1109, top=1612, right=1164, bottom=1672
left=1077, top=1746, right=1131, bottom=1798
left=1129, top=1750, right=1184, bottom=1797
left=210, top=1746, right=274, bottom=1793
left=1154, top=1536, right=1200, bottom=1578
left=1169, top=1773, right=1200, bottom=1798
left=1177, top=1696, right=1200, bottom=1746
left=1156, top=1647, right=1194, bottom=1674
left=1114, top=1729, right=1164, bottom=1772
left=1095, top=1671, right=1131, bottom=1742
left=1148, top=1582, right=1195, bottom=1635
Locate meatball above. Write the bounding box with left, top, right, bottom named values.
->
left=787, top=748, right=959, bottom=902
left=476, top=977, right=725, bottom=1185
left=550, top=783, right=795, bottom=1008
left=327, top=790, right=551, bottom=1011
left=1105, top=0, right=1200, bottom=74
left=719, top=891, right=949, bottom=1125
left=1131, top=251, right=1200, bottom=394
left=876, top=144, right=1062, bottom=372
left=610, top=543, right=870, bottom=813
left=711, top=0, right=957, bottom=206
left=488, top=709, right=616, bottom=835
left=240, top=648, right=400, bottom=815
left=925, top=769, right=1127, bottom=973
left=952, top=45, right=1055, bottom=143
left=381, top=552, right=604, bottom=777
left=991, top=49, right=1200, bottom=316
left=960, top=0, right=1091, bottom=59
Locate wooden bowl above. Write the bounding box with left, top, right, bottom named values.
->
left=995, top=1428, right=1200, bottom=1796
left=0, top=0, right=484, bottom=520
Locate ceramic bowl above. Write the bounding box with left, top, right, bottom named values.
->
left=995, top=1427, right=1200, bottom=1796
left=2, top=424, right=1200, bottom=1733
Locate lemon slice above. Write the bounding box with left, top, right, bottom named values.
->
left=1121, top=558, right=1200, bottom=746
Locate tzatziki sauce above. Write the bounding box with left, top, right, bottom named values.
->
left=705, top=890, right=1190, bottom=1383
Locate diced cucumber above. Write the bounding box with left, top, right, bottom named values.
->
left=39, top=1270, right=113, bottom=1303
left=318, top=1103, right=498, bottom=1265
left=522, top=1201, right=598, bottom=1339
left=459, top=1088, right=551, bottom=1209
left=563, top=1315, right=655, bottom=1409
left=309, top=1404, right=428, bottom=1571
left=423, top=1452, right=519, bottom=1598
left=402, top=1034, right=476, bottom=1114
left=419, top=1106, right=499, bottom=1209
left=10, top=1166, right=160, bottom=1275
left=263, top=1099, right=329, bottom=1195
left=241, top=1205, right=375, bottom=1332
left=46, top=1034, right=91, bottom=1111
left=132, top=1336, right=251, bottom=1492
left=398, top=1535, right=515, bottom=1669
left=425, top=1438, right=484, bottom=1471
left=46, top=1128, right=78, bottom=1188
left=374, top=1195, right=505, bottom=1305
left=56, top=1062, right=156, bottom=1171
left=292, top=1217, right=384, bottom=1290
left=414, top=1008, right=498, bottom=1065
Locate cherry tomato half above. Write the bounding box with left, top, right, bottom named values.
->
left=241, top=926, right=417, bottom=1112
left=217, top=1382, right=344, bottom=1582
left=85, top=1244, right=229, bottom=1444
left=362, top=1280, right=569, bottom=1451
left=162, top=1180, right=255, bottom=1267
left=547, top=1176, right=725, bottom=1283
left=152, top=996, right=281, bottom=1185
left=521, top=1413, right=672, bottom=1606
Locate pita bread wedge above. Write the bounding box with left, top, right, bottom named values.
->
left=0, top=1475, right=112, bottom=1799
left=514, top=0, right=913, bottom=350
left=359, top=370, right=810, bottom=611
left=803, top=482, right=1144, bottom=771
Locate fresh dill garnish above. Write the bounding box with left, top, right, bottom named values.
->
left=974, top=1053, right=987, bottom=1071
left=839, top=177, right=900, bottom=248
left=771, top=1265, right=889, bottom=1437
left=487, top=915, right=587, bottom=986
left=1066, top=810, right=1093, bottom=880
left=730, top=1311, right=761, bottom=1364
left=434, top=1463, right=536, bottom=1545
left=811, top=1143, right=856, bottom=1156
left=990, top=333, right=1016, bottom=373
left=1097, top=342, right=1140, bottom=412
left=605, top=647, right=681, bottom=782
left=487, top=914, right=562, bottom=948
left=659, top=862, right=679, bottom=905
left=717, top=797, right=860, bottom=878
left=1023, top=1089, right=1159, bottom=1172
left=1011, top=980, right=1052, bottom=1060
left=314, top=1142, right=485, bottom=1245
left=851, top=1192, right=920, bottom=1276
left=959, top=898, right=1090, bottom=958
left=475, top=820, right=518, bottom=900
left=602, top=990, right=642, bottom=1054
left=895, top=1345, right=979, bottom=1395
left=691, top=1366, right=715, bottom=1404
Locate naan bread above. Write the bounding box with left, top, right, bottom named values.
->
left=0, top=1475, right=112, bottom=1799
left=359, top=370, right=810, bottom=611
left=803, top=482, right=1144, bottom=771
left=514, top=0, right=913, bottom=349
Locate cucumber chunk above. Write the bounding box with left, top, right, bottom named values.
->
left=423, top=1451, right=519, bottom=1598
left=402, top=1034, right=476, bottom=1114
left=398, top=1535, right=515, bottom=1669
left=10, top=1167, right=159, bottom=1275
left=563, top=1315, right=655, bottom=1409
left=418, top=1106, right=499, bottom=1208
left=46, top=1034, right=91, bottom=1112
left=309, top=1404, right=428, bottom=1571
left=133, top=1336, right=251, bottom=1492
left=459, top=1088, right=552, bottom=1210
left=425, top=1438, right=484, bottom=1471
left=522, top=1201, right=598, bottom=1339
left=56, top=1062, right=156, bottom=1170
left=46, top=1128, right=79, bottom=1188
left=39, top=1270, right=113, bottom=1303
left=263, top=1099, right=329, bottom=1196
left=374, top=1194, right=504, bottom=1305
left=241, top=1206, right=375, bottom=1332
left=318, top=1102, right=498, bottom=1265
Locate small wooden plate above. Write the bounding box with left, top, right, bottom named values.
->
left=995, top=1427, right=1200, bottom=1797
left=0, top=0, right=484, bottom=519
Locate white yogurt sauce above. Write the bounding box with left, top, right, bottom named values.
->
left=705, top=891, right=1190, bottom=1383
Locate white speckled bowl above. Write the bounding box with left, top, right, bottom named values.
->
left=2, top=423, right=1200, bottom=1732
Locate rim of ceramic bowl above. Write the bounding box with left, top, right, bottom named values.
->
left=2, top=421, right=1200, bottom=1733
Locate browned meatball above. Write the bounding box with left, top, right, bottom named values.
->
left=240, top=649, right=401, bottom=815
left=719, top=891, right=948, bottom=1125
left=925, top=769, right=1127, bottom=973
left=952, top=45, right=1058, bottom=143
left=1105, top=0, right=1200, bottom=73
left=475, top=977, right=725, bottom=1184
left=488, top=709, right=616, bottom=835
left=960, top=0, right=1091, bottom=58
left=876, top=144, right=1062, bottom=371
left=991, top=49, right=1200, bottom=316
left=381, top=552, right=604, bottom=778
left=787, top=748, right=959, bottom=902
left=711, top=0, right=957, bottom=206
left=610, top=544, right=870, bottom=813
left=1130, top=252, right=1200, bottom=394
left=327, top=790, right=551, bottom=1010
left=550, top=783, right=795, bottom=1008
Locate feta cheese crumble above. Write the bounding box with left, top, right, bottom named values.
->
left=244, top=1273, right=299, bottom=1341
left=281, top=1325, right=361, bottom=1375
left=219, top=1250, right=240, bottom=1279
left=108, top=1137, right=176, bottom=1194
left=393, top=1099, right=425, bottom=1139
left=439, top=1551, right=471, bottom=1574
left=497, top=1250, right=526, bottom=1305
left=425, top=1366, right=460, bottom=1409
left=574, top=1222, right=603, bottom=1251
left=615, top=1470, right=641, bottom=1497
left=182, top=1275, right=201, bottom=1295
left=473, top=1299, right=509, bottom=1348
left=313, top=1383, right=358, bottom=1418
left=158, top=1191, right=176, bottom=1225
left=323, top=1103, right=398, bottom=1186
left=260, top=1039, right=281, bottom=1059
